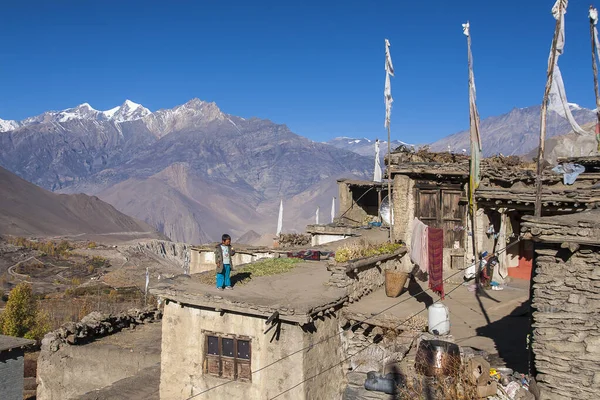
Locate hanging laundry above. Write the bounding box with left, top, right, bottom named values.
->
left=552, top=163, right=585, bottom=185
left=428, top=227, right=444, bottom=299
left=410, top=218, right=429, bottom=274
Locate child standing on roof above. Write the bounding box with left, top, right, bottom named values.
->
left=215, top=234, right=235, bottom=291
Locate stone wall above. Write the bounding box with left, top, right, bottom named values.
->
left=40, top=308, right=162, bottom=351
left=37, top=308, right=162, bottom=400
left=521, top=212, right=600, bottom=399
left=327, top=251, right=406, bottom=303
left=339, top=317, right=420, bottom=373
left=530, top=243, right=600, bottom=400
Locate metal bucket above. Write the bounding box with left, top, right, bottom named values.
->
left=414, top=339, right=461, bottom=377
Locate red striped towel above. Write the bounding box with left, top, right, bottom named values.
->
left=428, top=227, right=444, bottom=299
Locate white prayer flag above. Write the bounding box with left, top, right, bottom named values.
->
left=145, top=267, right=150, bottom=296
left=546, top=0, right=592, bottom=136
left=384, top=39, right=394, bottom=128
left=385, top=39, right=394, bottom=76
left=590, top=6, right=598, bottom=24
left=331, top=197, right=335, bottom=224
left=276, top=199, right=283, bottom=236
left=462, top=22, right=470, bottom=37
left=374, top=139, right=382, bottom=182
left=316, top=206, right=320, bottom=225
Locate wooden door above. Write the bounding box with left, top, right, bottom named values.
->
left=441, top=190, right=464, bottom=248
left=417, top=190, right=440, bottom=228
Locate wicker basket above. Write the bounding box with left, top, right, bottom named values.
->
left=385, top=270, right=409, bottom=298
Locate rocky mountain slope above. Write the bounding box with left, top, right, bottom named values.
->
left=326, top=137, right=409, bottom=157
left=524, top=121, right=598, bottom=164
left=0, top=165, right=164, bottom=239
left=0, top=99, right=370, bottom=243
left=430, top=105, right=597, bottom=157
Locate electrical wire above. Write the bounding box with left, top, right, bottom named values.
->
left=184, top=237, right=523, bottom=399
left=268, top=282, right=467, bottom=399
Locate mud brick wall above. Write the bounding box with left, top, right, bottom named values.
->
left=531, top=243, right=600, bottom=400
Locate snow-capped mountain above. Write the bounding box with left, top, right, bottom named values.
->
left=102, top=100, right=151, bottom=123
left=0, top=118, right=20, bottom=132
left=6, top=100, right=151, bottom=129
left=326, top=137, right=411, bottom=157
left=143, top=98, right=226, bottom=138
left=0, top=98, right=371, bottom=243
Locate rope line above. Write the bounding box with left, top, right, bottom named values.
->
left=184, top=237, right=523, bottom=399
left=268, top=282, right=467, bottom=399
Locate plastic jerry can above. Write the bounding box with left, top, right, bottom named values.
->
left=428, top=303, right=450, bottom=335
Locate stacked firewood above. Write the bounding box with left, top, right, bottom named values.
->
left=278, top=233, right=311, bottom=248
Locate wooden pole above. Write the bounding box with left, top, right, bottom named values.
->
left=466, top=30, right=481, bottom=286
left=535, top=6, right=563, bottom=218
left=377, top=188, right=382, bottom=222
left=591, top=9, right=600, bottom=152
left=387, top=127, right=393, bottom=242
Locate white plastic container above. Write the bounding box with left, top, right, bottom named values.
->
left=428, top=303, right=450, bottom=335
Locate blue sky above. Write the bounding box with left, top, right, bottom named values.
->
left=0, top=0, right=595, bottom=143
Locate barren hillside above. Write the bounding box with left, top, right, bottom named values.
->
left=0, top=165, right=165, bottom=240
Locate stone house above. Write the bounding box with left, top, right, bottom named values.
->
left=152, top=247, right=408, bottom=400
left=0, top=335, right=34, bottom=400
left=336, top=179, right=389, bottom=226
left=189, top=245, right=278, bottom=274
left=522, top=210, right=600, bottom=400
left=382, top=150, right=600, bottom=277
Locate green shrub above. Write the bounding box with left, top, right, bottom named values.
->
left=0, top=283, right=50, bottom=340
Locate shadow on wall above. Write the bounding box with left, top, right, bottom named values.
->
left=475, top=300, right=531, bottom=372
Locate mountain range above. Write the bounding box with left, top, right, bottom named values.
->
left=2, top=97, right=598, bottom=244
left=0, top=100, right=151, bottom=130
left=0, top=99, right=371, bottom=244
left=430, top=104, right=597, bottom=157
left=326, top=137, right=409, bottom=158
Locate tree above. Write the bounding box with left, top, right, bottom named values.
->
left=0, top=283, right=49, bottom=340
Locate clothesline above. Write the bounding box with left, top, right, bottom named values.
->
left=410, top=217, right=444, bottom=299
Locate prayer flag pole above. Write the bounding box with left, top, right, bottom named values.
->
left=589, top=5, right=600, bottom=152
left=535, top=0, right=564, bottom=217
left=384, top=39, right=394, bottom=242
left=464, top=21, right=482, bottom=284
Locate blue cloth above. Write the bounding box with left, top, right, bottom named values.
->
left=216, top=264, right=231, bottom=288
left=552, top=163, right=585, bottom=185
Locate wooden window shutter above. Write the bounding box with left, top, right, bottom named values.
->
left=417, top=189, right=440, bottom=228
left=205, top=335, right=221, bottom=376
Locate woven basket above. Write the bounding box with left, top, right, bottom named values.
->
left=385, top=270, right=409, bottom=298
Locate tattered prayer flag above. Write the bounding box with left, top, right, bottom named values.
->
left=276, top=199, right=283, bottom=236
left=464, top=21, right=482, bottom=214
left=384, top=39, right=394, bottom=128
left=374, top=139, right=382, bottom=182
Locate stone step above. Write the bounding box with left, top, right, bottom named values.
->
left=344, top=372, right=396, bottom=400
